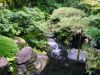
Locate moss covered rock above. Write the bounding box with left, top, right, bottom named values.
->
left=14, top=36, right=28, bottom=49
left=0, top=35, right=19, bottom=57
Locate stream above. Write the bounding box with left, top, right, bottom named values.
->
left=48, top=38, right=67, bottom=62
left=43, top=35, right=88, bottom=75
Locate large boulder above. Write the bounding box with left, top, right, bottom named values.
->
left=17, top=46, right=36, bottom=75
left=68, top=48, right=88, bottom=63
left=17, top=46, right=36, bottom=65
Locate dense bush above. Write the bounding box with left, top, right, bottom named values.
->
left=0, top=7, right=49, bottom=50
left=0, top=35, right=19, bottom=57
left=23, top=32, right=47, bottom=49
left=0, top=7, right=45, bottom=37
left=78, top=0, right=100, bottom=15
left=84, top=27, right=100, bottom=48
left=57, top=0, right=80, bottom=8
left=81, top=0, right=100, bottom=10
left=1, top=0, right=62, bottom=13
left=36, top=0, right=62, bottom=13
left=85, top=27, right=100, bottom=41
left=87, top=47, right=100, bottom=71
left=51, top=7, right=85, bottom=19
left=84, top=13, right=100, bottom=48
left=88, top=14, right=100, bottom=29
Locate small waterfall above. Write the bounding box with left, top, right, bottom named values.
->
left=48, top=37, right=67, bottom=62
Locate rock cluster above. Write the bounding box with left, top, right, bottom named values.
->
left=16, top=46, right=48, bottom=75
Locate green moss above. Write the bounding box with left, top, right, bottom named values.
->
left=0, top=35, right=19, bottom=57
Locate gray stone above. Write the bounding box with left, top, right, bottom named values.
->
left=34, top=53, right=48, bottom=74
left=68, top=48, right=88, bottom=63
left=0, top=57, right=8, bottom=68
left=26, top=53, right=49, bottom=75
left=17, top=47, right=48, bottom=75
left=18, top=64, right=27, bottom=75
left=17, top=46, right=36, bottom=64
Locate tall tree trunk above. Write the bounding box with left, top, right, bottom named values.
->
left=77, top=29, right=83, bottom=61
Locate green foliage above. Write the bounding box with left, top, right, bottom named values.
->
left=7, top=57, right=18, bottom=75
left=1, top=0, right=34, bottom=8
left=84, top=27, right=100, bottom=47
left=0, top=35, right=19, bottom=57
left=77, top=0, right=100, bottom=14
left=51, top=7, right=85, bottom=19
left=60, top=0, right=80, bottom=7
left=23, top=33, right=47, bottom=49
left=2, top=0, right=62, bottom=13
left=36, top=0, right=62, bottom=13
left=41, top=7, right=89, bottom=34
left=0, top=7, right=45, bottom=37
left=85, top=27, right=100, bottom=41
left=88, top=13, right=100, bottom=29
left=87, top=47, right=100, bottom=70
left=82, top=0, right=100, bottom=10
left=77, top=2, right=92, bottom=14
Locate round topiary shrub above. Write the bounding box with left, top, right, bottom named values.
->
left=0, top=35, right=19, bottom=57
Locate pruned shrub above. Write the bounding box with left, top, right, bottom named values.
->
left=23, top=33, right=47, bottom=49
